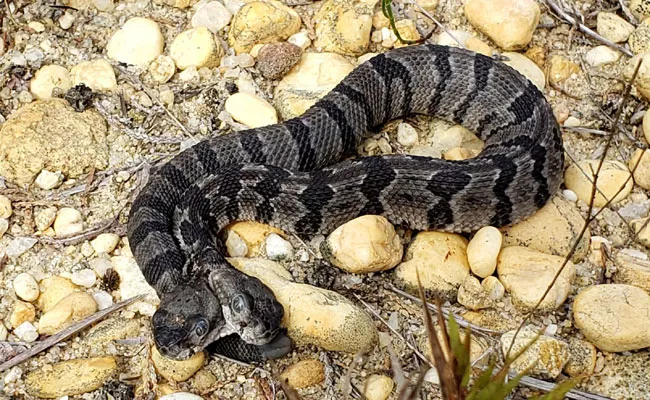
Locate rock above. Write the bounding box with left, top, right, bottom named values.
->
left=192, top=1, right=232, bottom=33
left=30, top=65, right=72, bottom=100
left=92, top=291, right=114, bottom=310
left=467, top=226, right=502, bottom=278
left=363, top=374, right=394, bottom=400
left=322, top=215, right=402, bottom=274
left=585, top=45, right=621, bottom=67
left=436, top=30, right=491, bottom=56
left=457, top=275, right=493, bottom=310
left=0, top=99, right=108, bottom=186
left=170, top=27, right=222, bottom=70
left=288, top=30, right=311, bottom=50
left=13, top=321, right=39, bottom=342
left=612, top=251, right=650, bottom=294
left=0, top=195, right=10, bottom=218
left=148, top=55, right=176, bottom=84
left=228, top=0, right=301, bottom=54
left=265, top=233, right=293, bottom=261
left=500, top=328, right=569, bottom=378
left=229, top=257, right=378, bottom=353
left=502, top=195, right=589, bottom=262
left=464, top=0, right=539, bottom=50
left=0, top=218, right=7, bottom=239
left=59, top=11, right=75, bottom=29
left=151, top=346, right=205, bottom=382
left=397, top=123, right=419, bottom=147
left=313, top=0, right=376, bottom=55
left=13, top=272, right=39, bottom=302
left=631, top=0, right=650, bottom=20
left=106, top=17, right=164, bottom=67
left=497, top=246, right=576, bottom=311
left=0, top=324, right=7, bottom=341
left=394, top=232, right=470, bottom=300
left=160, top=394, right=203, bottom=400
left=192, top=369, right=217, bottom=392
left=389, top=19, right=421, bottom=49
left=153, top=0, right=197, bottom=9
left=630, top=148, right=650, bottom=190
left=224, top=92, right=278, bottom=128
left=573, top=284, right=650, bottom=352
left=71, top=269, right=97, bottom=288
left=34, top=169, right=63, bottom=190
left=548, top=55, right=581, bottom=84
left=583, top=352, right=650, bottom=399
left=632, top=217, right=650, bottom=248
left=428, top=124, right=484, bottom=155
left=37, top=276, right=78, bottom=312
left=280, top=359, right=325, bottom=389
left=564, top=339, right=597, bottom=377
left=4, top=237, right=38, bottom=258
left=111, top=255, right=160, bottom=316
left=86, top=317, right=141, bottom=345
left=90, top=233, right=120, bottom=254
left=501, top=52, right=545, bottom=91
left=596, top=12, right=634, bottom=43
left=625, top=52, right=650, bottom=99
left=274, top=52, right=354, bottom=119
left=256, top=42, right=302, bottom=79
left=24, top=357, right=117, bottom=398
left=70, top=59, right=117, bottom=92
left=10, top=300, right=36, bottom=327
left=629, top=18, right=650, bottom=54
left=38, top=291, right=98, bottom=334
left=53, top=207, right=84, bottom=237
left=481, top=276, right=505, bottom=301
left=225, top=221, right=284, bottom=256
left=564, top=160, right=633, bottom=207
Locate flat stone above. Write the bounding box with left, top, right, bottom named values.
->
left=24, top=357, right=117, bottom=398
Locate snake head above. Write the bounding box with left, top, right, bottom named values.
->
left=152, top=283, right=223, bottom=360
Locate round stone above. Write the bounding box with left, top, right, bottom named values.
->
left=467, top=226, right=502, bottom=278
left=224, top=92, right=278, bottom=128
left=106, top=17, right=164, bottom=67
left=170, top=27, right=222, bottom=70
left=30, top=65, right=72, bottom=100
left=13, top=273, right=40, bottom=302
left=564, top=160, right=633, bottom=207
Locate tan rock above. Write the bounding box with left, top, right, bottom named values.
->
left=37, top=275, right=79, bottom=312
left=629, top=18, right=650, bottom=54
left=280, top=359, right=325, bottom=389
left=323, top=215, right=403, bottom=273
left=363, top=374, right=394, bottom=400
left=481, top=275, right=505, bottom=300
left=596, top=12, right=634, bottom=43
left=564, top=160, right=633, bottom=207
left=629, top=149, right=650, bottom=190
left=30, top=65, right=72, bottom=100
left=391, top=19, right=422, bottom=49
left=70, top=59, right=117, bottom=91
left=548, top=55, right=581, bottom=84
left=230, top=257, right=378, bottom=353
left=224, top=92, right=278, bottom=128
left=394, top=232, right=470, bottom=300
left=152, top=346, right=205, bottom=382
left=631, top=0, right=650, bottom=20
left=85, top=317, right=141, bottom=346
left=225, top=221, right=284, bottom=256
left=464, top=0, right=539, bottom=50
left=625, top=51, right=650, bottom=99
left=461, top=309, right=519, bottom=332
left=563, top=338, right=597, bottom=377
left=573, top=284, right=650, bottom=352
left=457, top=275, right=493, bottom=310
left=149, top=55, right=176, bottom=84
left=313, top=0, right=377, bottom=55
left=170, top=27, right=222, bottom=70
left=612, top=251, right=650, bottom=294
left=38, top=291, right=98, bottom=334
left=467, top=226, right=502, bottom=278
left=502, top=195, right=589, bottom=262
left=9, top=300, right=36, bottom=327
left=585, top=45, right=622, bottom=67
left=497, top=246, right=575, bottom=311
left=274, top=52, right=354, bottom=119
left=13, top=272, right=39, bottom=302
left=106, top=17, right=164, bottom=67
left=53, top=207, right=84, bottom=237
left=502, top=52, right=545, bottom=91
left=228, top=0, right=301, bottom=54
left=0, top=195, right=10, bottom=218
left=500, top=327, right=569, bottom=378
left=192, top=369, right=217, bottom=392
left=0, top=99, right=108, bottom=186
left=90, top=233, right=120, bottom=254
left=24, top=357, right=117, bottom=398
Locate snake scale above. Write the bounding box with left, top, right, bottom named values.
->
left=127, top=44, right=564, bottom=362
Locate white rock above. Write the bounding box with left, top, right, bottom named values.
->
left=28, top=21, right=45, bottom=32
left=0, top=218, right=7, bottom=239
left=596, top=12, right=634, bottom=43
left=0, top=324, right=7, bottom=341
left=90, top=233, right=120, bottom=254
left=5, top=237, right=38, bottom=258
left=106, top=17, right=164, bottom=67
left=170, top=27, right=222, bottom=70
left=71, top=269, right=97, bottom=288
left=59, top=11, right=75, bottom=29
left=481, top=275, right=505, bottom=300
left=500, top=327, right=569, bottom=378
left=265, top=233, right=293, bottom=260
left=397, top=123, right=419, bottom=147
left=148, top=55, right=176, bottom=84
left=225, top=92, right=278, bottom=128
left=0, top=194, right=12, bottom=218
left=502, top=52, right=545, bottom=91
left=225, top=230, right=248, bottom=257
left=53, top=208, right=84, bottom=237
left=93, top=0, right=114, bottom=11
left=363, top=374, right=394, bottom=400
left=159, top=393, right=204, bottom=400
left=464, top=0, right=539, bottom=50
left=288, top=30, right=311, bottom=50
left=34, top=169, right=63, bottom=190
left=111, top=255, right=160, bottom=315
left=585, top=45, right=621, bottom=67
left=30, top=65, right=72, bottom=100
left=89, top=258, right=113, bottom=277
left=13, top=273, right=40, bottom=302
left=92, top=291, right=114, bottom=310
left=192, top=1, right=232, bottom=33
left=457, top=275, right=493, bottom=310
left=34, top=206, right=57, bottom=231
left=466, top=226, right=502, bottom=278
left=70, top=59, right=117, bottom=92
left=13, top=321, right=39, bottom=342
left=562, top=189, right=578, bottom=202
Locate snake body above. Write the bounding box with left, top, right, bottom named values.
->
left=127, top=45, right=564, bottom=362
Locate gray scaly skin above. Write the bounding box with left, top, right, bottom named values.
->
left=127, top=45, right=564, bottom=362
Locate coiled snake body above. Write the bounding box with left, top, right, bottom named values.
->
left=127, top=45, right=564, bottom=362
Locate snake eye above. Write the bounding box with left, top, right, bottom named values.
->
left=231, top=293, right=252, bottom=314
left=194, top=318, right=209, bottom=337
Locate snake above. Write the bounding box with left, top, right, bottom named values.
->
left=127, top=44, right=564, bottom=362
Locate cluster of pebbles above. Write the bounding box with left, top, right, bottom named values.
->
left=1, top=0, right=650, bottom=398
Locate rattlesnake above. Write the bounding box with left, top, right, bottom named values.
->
left=127, top=44, right=564, bottom=362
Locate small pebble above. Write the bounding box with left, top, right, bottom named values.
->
left=191, top=1, right=232, bottom=33
left=10, top=300, right=36, bottom=327
left=14, top=321, right=39, bottom=342
left=71, top=269, right=97, bottom=288
left=13, top=272, right=40, bottom=302
left=280, top=360, right=325, bottom=389
left=225, top=230, right=248, bottom=257
left=106, top=17, right=164, bottom=67
left=629, top=149, right=650, bottom=190
left=585, top=45, right=621, bottom=67
left=0, top=324, right=7, bottom=341
left=457, top=275, right=493, bottom=310
left=92, top=291, right=114, bottom=310
left=89, top=258, right=113, bottom=277
left=363, top=374, right=394, bottom=400
left=564, top=160, right=633, bottom=207
left=224, top=92, right=278, bottom=128
left=466, top=226, right=502, bottom=278
left=170, top=27, right=222, bottom=70
left=5, top=237, right=38, bottom=258
left=500, top=327, right=569, bottom=378
left=30, top=65, right=72, bottom=100
left=53, top=207, right=84, bottom=237
left=265, top=233, right=293, bottom=260
left=256, top=42, right=302, bottom=79
left=34, top=169, right=64, bottom=190
left=288, top=30, right=311, bottom=50
left=151, top=346, right=205, bottom=382
left=160, top=394, right=203, bottom=400
left=0, top=218, right=7, bottom=239
left=148, top=55, right=176, bottom=84
left=502, top=52, right=545, bottom=91
left=596, top=12, right=634, bottom=43
left=397, top=123, right=419, bottom=147
left=90, top=233, right=120, bottom=254
left=0, top=194, right=12, bottom=218
left=70, top=59, right=117, bottom=92
left=629, top=18, right=650, bottom=54
left=562, top=189, right=578, bottom=202
left=481, top=275, right=505, bottom=300
left=59, top=11, right=75, bottom=29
